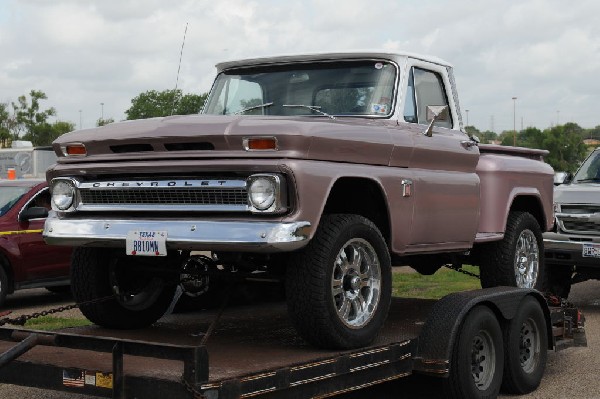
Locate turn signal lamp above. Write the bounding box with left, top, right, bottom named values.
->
left=243, top=137, right=278, bottom=151
left=62, top=144, right=87, bottom=156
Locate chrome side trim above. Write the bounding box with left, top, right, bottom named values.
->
left=43, top=216, right=311, bottom=253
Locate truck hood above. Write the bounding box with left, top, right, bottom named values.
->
left=53, top=114, right=394, bottom=166
left=554, top=182, right=600, bottom=205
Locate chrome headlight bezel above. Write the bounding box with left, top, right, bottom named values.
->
left=246, top=174, right=287, bottom=213
left=50, top=178, right=78, bottom=212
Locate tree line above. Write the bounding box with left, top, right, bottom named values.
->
left=0, top=88, right=595, bottom=173
left=0, top=89, right=208, bottom=147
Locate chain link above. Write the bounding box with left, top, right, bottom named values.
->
left=180, top=376, right=207, bottom=399
left=0, top=294, right=116, bottom=327
left=444, top=263, right=481, bottom=279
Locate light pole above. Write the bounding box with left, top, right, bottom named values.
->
left=557, top=110, right=560, bottom=126
left=101, top=102, right=104, bottom=120
left=79, top=110, right=82, bottom=129
left=512, top=97, right=517, bottom=146
left=465, top=109, right=469, bottom=127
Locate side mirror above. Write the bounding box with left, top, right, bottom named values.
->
left=423, top=105, right=449, bottom=137
left=553, top=172, right=572, bottom=185
left=19, top=206, right=49, bottom=222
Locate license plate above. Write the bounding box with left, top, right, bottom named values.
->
left=582, top=243, right=600, bottom=258
left=126, top=230, right=167, bottom=256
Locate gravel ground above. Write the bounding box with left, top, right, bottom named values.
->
left=0, top=280, right=598, bottom=399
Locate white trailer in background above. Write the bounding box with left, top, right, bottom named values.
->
left=0, top=141, right=57, bottom=179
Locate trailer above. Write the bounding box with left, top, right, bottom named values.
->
left=0, top=287, right=586, bottom=399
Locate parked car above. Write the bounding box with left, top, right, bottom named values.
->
left=0, top=179, right=72, bottom=306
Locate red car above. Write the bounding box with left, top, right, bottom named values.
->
left=0, top=179, right=72, bottom=306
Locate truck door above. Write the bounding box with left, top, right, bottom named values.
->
left=396, top=62, right=480, bottom=251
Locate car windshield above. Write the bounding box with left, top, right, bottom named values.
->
left=0, top=186, right=29, bottom=216
left=203, top=60, right=397, bottom=117
left=573, top=150, right=600, bottom=183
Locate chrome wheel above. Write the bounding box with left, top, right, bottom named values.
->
left=331, top=238, right=381, bottom=329
left=519, top=317, right=541, bottom=374
left=471, top=330, right=496, bottom=391
left=514, top=229, right=539, bottom=288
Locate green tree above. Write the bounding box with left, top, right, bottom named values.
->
left=97, top=117, right=115, bottom=127
left=23, top=121, right=75, bottom=146
left=541, top=123, right=587, bottom=173
left=0, top=103, right=12, bottom=148
left=518, top=127, right=545, bottom=149
left=11, top=90, right=56, bottom=140
left=125, top=89, right=208, bottom=120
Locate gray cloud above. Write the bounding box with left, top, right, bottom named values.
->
left=1, top=0, right=599, bottom=132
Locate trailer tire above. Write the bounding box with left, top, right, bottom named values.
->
left=0, top=265, right=8, bottom=307
left=445, top=305, right=503, bottom=399
left=286, top=214, right=391, bottom=349
left=72, top=247, right=176, bottom=329
left=501, top=296, right=547, bottom=394
left=480, top=211, right=544, bottom=290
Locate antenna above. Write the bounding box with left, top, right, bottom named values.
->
left=171, top=22, right=188, bottom=115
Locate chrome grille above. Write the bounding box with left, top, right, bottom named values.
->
left=80, top=188, right=248, bottom=205
left=75, top=178, right=250, bottom=212
left=557, top=204, right=600, bottom=234
left=561, top=220, right=600, bottom=233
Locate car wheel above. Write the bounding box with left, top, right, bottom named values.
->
left=480, top=211, right=545, bottom=290
left=0, top=266, right=8, bottom=307
left=501, top=296, right=548, bottom=394
left=71, top=247, right=176, bottom=329
left=444, top=305, right=504, bottom=399
left=286, top=214, right=391, bottom=349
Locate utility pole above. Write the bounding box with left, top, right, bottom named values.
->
left=79, top=110, right=82, bottom=129
left=465, top=109, right=469, bottom=127
left=101, top=102, right=104, bottom=120
left=512, top=97, right=517, bottom=146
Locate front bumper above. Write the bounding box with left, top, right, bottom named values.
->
left=43, top=215, right=312, bottom=253
left=544, top=231, right=600, bottom=267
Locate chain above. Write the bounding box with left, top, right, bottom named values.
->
left=0, top=294, right=117, bottom=327
left=180, top=376, right=207, bottom=399
left=444, top=263, right=480, bottom=279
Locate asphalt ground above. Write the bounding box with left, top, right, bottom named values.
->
left=0, top=279, right=598, bottom=399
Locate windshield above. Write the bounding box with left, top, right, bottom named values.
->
left=0, top=186, right=28, bottom=216
left=203, top=60, right=397, bottom=117
left=573, top=150, right=600, bottom=183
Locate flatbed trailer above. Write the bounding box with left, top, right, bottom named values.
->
left=0, top=287, right=586, bottom=399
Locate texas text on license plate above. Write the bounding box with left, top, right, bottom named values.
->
left=582, top=243, right=600, bottom=258
left=126, top=231, right=167, bottom=256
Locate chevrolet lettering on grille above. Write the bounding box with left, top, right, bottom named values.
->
left=81, top=180, right=244, bottom=189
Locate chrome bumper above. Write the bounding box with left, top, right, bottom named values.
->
left=43, top=215, right=312, bottom=252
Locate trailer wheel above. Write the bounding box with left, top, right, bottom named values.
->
left=0, top=265, right=8, bottom=306
left=480, top=211, right=544, bottom=290
left=501, top=296, right=547, bottom=394
left=445, top=305, right=503, bottom=399
left=286, top=214, right=391, bottom=349
left=71, top=247, right=176, bottom=329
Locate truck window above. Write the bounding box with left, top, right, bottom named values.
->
left=209, top=77, right=265, bottom=115
left=404, top=67, right=452, bottom=129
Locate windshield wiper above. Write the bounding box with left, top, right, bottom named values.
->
left=282, top=104, right=336, bottom=120
left=234, top=102, right=274, bottom=115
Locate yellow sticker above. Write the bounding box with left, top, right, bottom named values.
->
left=95, top=372, right=113, bottom=389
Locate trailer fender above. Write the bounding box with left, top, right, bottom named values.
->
left=412, top=287, right=551, bottom=376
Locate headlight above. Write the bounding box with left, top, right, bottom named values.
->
left=248, top=176, right=276, bottom=211
left=51, top=179, right=75, bottom=210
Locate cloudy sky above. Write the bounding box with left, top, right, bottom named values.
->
left=1, top=0, right=599, bottom=133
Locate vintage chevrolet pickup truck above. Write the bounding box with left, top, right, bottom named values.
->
left=43, top=51, right=554, bottom=349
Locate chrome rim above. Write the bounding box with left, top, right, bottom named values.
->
left=471, top=330, right=496, bottom=391
left=519, top=317, right=541, bottom=374
left=331, top=238, right=381, bottom=329
left=514, top=229, right=539, bottom=288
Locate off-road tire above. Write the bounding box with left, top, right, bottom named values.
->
left=71, top=247, right=176, bottom=329
left=286, top=214, right=392, bottom=349
left=444, top=305, right=504, bottom=399
left=501, top=296, right=547, bottom=394
left=480, top=211, right=545, bottom=290
left=0, top=265, right=8, bottom=307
